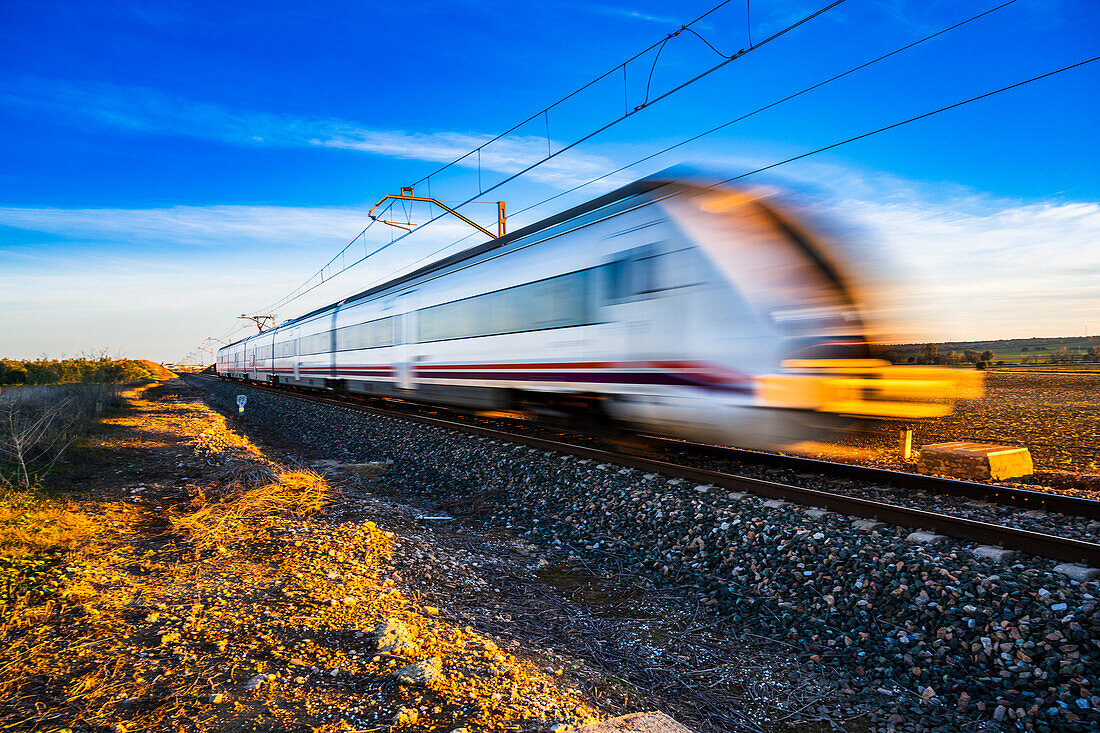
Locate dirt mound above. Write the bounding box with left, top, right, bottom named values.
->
left=136, top=359, right=176, bottom=380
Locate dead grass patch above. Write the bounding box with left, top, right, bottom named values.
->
left=0, top=381, right=601, bottom=732
left=169, top=467, right=332, bottom=555
left=0, top=489, right=96, bottom=558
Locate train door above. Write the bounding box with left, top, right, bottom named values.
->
left=395, top=291, right=418, bottom=390
left=293, top=329, right=300, bottom=381
left=605, top=245, right=659, bottom=364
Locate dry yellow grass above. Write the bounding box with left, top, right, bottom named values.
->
left=0, top=490, right=95, bottom=558
left=0, top=381, right=600, bottom=732
left=168, top=466, right=331, bottom=554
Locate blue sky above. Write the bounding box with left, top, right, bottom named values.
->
left=1, top=0, right=1098, bottom=361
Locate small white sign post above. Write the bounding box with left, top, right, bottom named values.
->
left=236, top=394, right=247, bottom=413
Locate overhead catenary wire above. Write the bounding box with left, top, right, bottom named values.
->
left=226, top=54, right=1097, bottom=345
left=362, top=49, right=1095, bottom=301
left=507, top=0, right=1022, bottom=219
left=244, top=0, right=847, bottom=322
left=406, top=0, right=739, bottom=190
left=717, top=55, right=1099, bottom=185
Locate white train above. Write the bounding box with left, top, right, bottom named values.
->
left=217, top=175, right=973, bottom=450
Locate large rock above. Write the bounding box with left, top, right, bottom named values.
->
left=374, top=618, right=416, bottom=656
left=919, top=442, right=1033, bottom=481
left=393, top=657, right=441, bottom=685
left=573, top=713, right=693, bottom=732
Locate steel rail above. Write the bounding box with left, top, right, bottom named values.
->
left=195, top=376, right=1100, bottom=566
left=645, top=437, right=1100, bottom=520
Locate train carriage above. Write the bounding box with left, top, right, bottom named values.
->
left=217, top=175, right=975, bottom=450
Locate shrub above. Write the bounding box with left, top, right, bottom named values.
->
left=0, top=384, right=118, bottom=488
left=0, top=357, right=165, bottom=387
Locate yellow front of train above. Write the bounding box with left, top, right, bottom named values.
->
left=665, top=179, right=983, bottom=445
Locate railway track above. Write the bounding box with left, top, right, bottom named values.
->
left=195, top=376, right=1100, bottom=566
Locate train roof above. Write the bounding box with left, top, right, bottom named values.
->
left=224, top=176, right=671, bottom=349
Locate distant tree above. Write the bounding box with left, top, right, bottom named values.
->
left=906, top=356, right=916, bottom=364
left=1088, top=346, right=1100, bottom=363
left=976, top=361, right=988, bottom=370
left=1020, top=346, right=1029, bottom=352
left=918, top=343, right=938, bottom=365
left=981, top=349, right=994, bottom=362
left=996, top=360, right=1006, bottom=366
left=945, top=350, right=963, bottom=365
left=963, top=349, right=978, bottom=363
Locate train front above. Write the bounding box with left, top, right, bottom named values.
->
left=657, top=180, right=981, bottom=451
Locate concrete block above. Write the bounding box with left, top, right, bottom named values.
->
left=907, top=531, right=947, bottom=546
left=853, top=519, right=886, bottom=531
left=805, top=508, right=831, bottom=519
left=972, top=545, right=1017, bottom=563
left=726, top=492, right=749, bottom=502
left=694, top=484, right=716, bottom=493
left=573, top=712, right=693, bottom=733
left=762, top=499, right=790, bottom=509
left=919, top=442, right=1033, bottom=481
left=1053, top=564, right=1100, bottom=582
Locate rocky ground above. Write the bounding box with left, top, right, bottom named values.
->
left=2, top=381, right=616, bottom=732
left=188, top=376, right=1100, bottom=733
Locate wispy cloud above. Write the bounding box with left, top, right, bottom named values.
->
left=315, top=130, right=626, bottom=189
left=571, top=4, right=680, bottom=26
left=812, top=170, right=1100, bottom=341
left=0, top=77, right=628, bottom=190
left=0, top=204, right=370, bottom=248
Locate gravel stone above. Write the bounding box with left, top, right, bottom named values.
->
left=191, top=377, right=1100, bottom=732
left=905, top=531, right=947, bottom=545
left=393, top=657, right=442, bottom=685
left=971, top=545, right=1017, bottom=563
left=1053, top=564, right=1100, bottom=581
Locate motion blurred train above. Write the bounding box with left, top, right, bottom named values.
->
left=216, top=175, right=977, bottom=450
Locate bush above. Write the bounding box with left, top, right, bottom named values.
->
left=0, top=384, right=119, bottom=488
left=975, top=361, right=988, bottom=370
left=0, top=357, right=164, bottom=387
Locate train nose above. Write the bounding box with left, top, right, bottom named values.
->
left=756, top=359, right=984, bottom=419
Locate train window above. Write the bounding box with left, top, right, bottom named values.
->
left=298, top=331, right=332, bottom=355
left=602, top=244, right=698, bottom=302
left=335, top=316, right=395, bottom=350
left=419, top=269, right=594, bottom=342
left=604, top=246, right=656, bottom=302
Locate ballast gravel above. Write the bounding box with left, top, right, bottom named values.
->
left=193, top=378, right=1100, bottom=732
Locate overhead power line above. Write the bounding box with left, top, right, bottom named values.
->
left=718, top=55, right=1099, bottom=185
left=348, top=0, right=1024, bottom=293
left=248, top=0, right=847, bottom=319
left=406, top=0, right=741, bottom=189
left=506, top=0, right=1021, bottom=218
left=364, top=49, right=1096, bottom=301
left=235, top=52, right=1098, bottom=343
